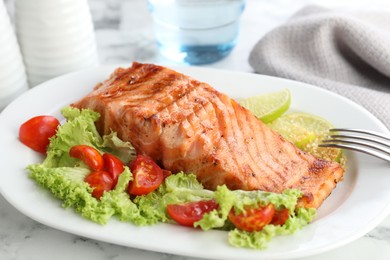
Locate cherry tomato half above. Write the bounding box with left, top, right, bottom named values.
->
left=270, top=208, right=289, bottom=226
left=228, top=204, right=275, bottom=232
left=167, top=200, right=219, bottom=227
left=84, top=171, right=114, bottom=199
left=19, top=115, right=60, bottom=153
left=128, top=155, right=164, bottom=196
left=103, top=153, right=125, bottom=187
left=69, top=145, right=104, bottom=171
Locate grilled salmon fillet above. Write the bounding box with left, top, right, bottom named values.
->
left=72, top=62, right=344, bottom=209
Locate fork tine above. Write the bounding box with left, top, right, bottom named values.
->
left=330, top=128, right=390, bottom=142
left=322, top=138, right=390, bottom=156
left=320, top=128, right=390, bottom=163
left=319, top=143, right=390, bottom=162
left=329, top=134, right=390, bottom=148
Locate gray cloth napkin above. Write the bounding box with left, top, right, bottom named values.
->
left=249, top=5, right=390, bottom=130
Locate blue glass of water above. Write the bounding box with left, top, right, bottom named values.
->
left=148, top=0, right=246, bottom=65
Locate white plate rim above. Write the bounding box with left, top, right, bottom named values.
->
left=0, top=64, right=390, bottom=260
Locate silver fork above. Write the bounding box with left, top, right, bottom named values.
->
left=319, top=128, right=390, bottom=162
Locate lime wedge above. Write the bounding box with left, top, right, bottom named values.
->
left=268, top=112, right=344, bottom=163
left=238, top=89, right=291, bottom=123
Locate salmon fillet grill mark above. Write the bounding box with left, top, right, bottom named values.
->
left=72, top=62, right=345, bottom=209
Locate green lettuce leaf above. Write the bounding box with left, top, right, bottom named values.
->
left=194, top=185, right=235, bottom=230
left=28, top=164, right=115, bottom=224
left=134, top=172, right=214, bottom=224
left=161, top=172, right=213, bottom=203
left=194, top=187, right=316, bottom=249
left=28, top=107, right=141, bottom=224
left=99, top=168, right=156, bottom=225
left=228, top=208, right=317, bottom=249
left=101, top=131, right=136, bottom=164
left=195, top=187, right=304, bottom=230
left=28, top=162, right=157, bottom=225
left=156, top=173, right=316, bottom=250
left=27, top=106, right=317, bottom=250
left=44, top=107, right=102, bottom=168
left=43, top=106, right=136, bottom=168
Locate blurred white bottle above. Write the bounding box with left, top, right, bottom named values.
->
left=14, top=0, right=99, bottom=87
left=0, top=0, right=28, bottom=111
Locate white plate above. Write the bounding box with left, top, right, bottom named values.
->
left=1, top=65, right=390, bottom=260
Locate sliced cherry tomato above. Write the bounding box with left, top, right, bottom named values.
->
left=128, top=155, right=164, bottom=196
left=228, top=204, right=275, bottom=232
left=19, top=115, right=60, bottom=153
left=270, top=208, right=289, bottom=226
left=69, top=145, right=104, bottom=171
left=103, top=153, right=125, bottom=187
left=167, top=199, right=219, bottom=227
left=84, top=171, right=114, bottom=199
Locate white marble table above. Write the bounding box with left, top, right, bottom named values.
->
left=1, top=0, right=390, bottom=259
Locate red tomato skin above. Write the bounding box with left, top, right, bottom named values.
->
left=103, top=153, right=125, bottom=187
left=69, top=145, right=104, bottom=171
left=167, top=200, right=219, bottom=227
left=128, top=155, right=164, bottom=196
left=84, top=171, right=114, bottom=199
left=228, top=204, right=275, bottom=232
left=270, top=208, right=289, bottom=226
left=19, top=115, right=60, bottom=153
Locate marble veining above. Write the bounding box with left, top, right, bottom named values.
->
left=1, top=0, right=390, bottom=259
left=366, top=224, right=390, bottom=241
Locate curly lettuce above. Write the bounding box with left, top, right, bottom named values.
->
left=27, top=106, right=316, bottom=250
